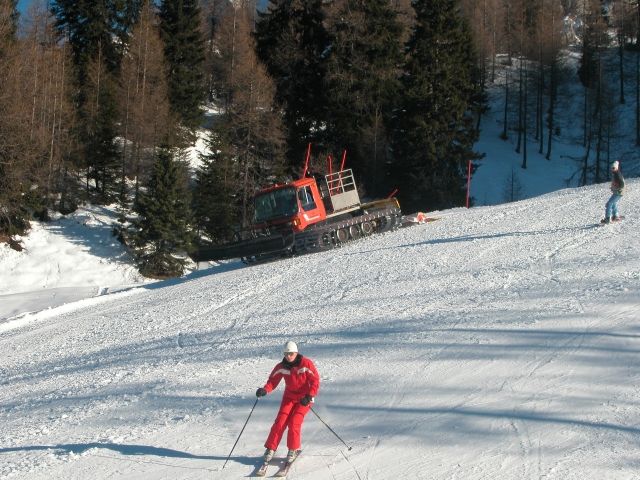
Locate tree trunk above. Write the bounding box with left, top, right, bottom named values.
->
left=595, top=58, right=603, bottom=183
left=516, top=56, right=523, bottom=153
left=121, top=80, right=131, bottom=209
left=491, top=2, right=497, bottom=83
left=521, top=59, right=527, bottom=169
left=546, top=58, right=556, bottom=160
left=57, top=42, right=69, bottom=211
left=581, top=129, right=592, bottom=186
left=373, top=105, right=381, bottom=196
left=618, top=1, right=625, bottom=104
left=538, top=61, right=544, bottom=154
left=30, top=38, right=39, bottom=142
left=618, top=34, right=625, bottom=104
left=502, top=68, right=509, bottom=140
left=47, top=54, right=60, bottom=200
left=583, top=83, right=588, bottom=147
left=605, top=104, right=611, bottom=172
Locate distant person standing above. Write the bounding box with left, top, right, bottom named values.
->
left=601, top=161, right=625, bottom=224
left=255, top=341, right=319, bottom=467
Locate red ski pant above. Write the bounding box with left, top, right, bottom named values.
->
left=264, top=397, right=311, bottom=451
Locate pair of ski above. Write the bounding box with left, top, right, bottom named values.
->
left=255, top=450, right=301, bottom=478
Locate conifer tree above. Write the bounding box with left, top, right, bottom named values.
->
left=159, top=0, right=206, bottom=135
left=194, top=0, right=284, bottom=242
left=578, top=0, right=609, bottom=89
left=85, top=50, right=121, bottom=202
left=255, top=0, right=330, bottom=167
left=213, top=1, right=285, bottom=226
left=131, top=147, right=193, bottom=278
left=51, top=0, right=140, bottom=203
left=325, top=0, right=404, bottom=198
left=51, top=0, right=140, bottom=84
left=118, top=0, right=171, bottom=207
left=193, top=127, right=238, bottom=243
left=578, top=0, right=611, bottom=184
left=391, top=0, right=481, bottom=212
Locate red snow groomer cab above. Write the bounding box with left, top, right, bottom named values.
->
left=192, top=152, right=402, bottom=263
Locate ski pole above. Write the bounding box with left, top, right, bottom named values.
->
left=222, top=397, right=259, bottom=470
left=310, top=406, right=352, bottom=451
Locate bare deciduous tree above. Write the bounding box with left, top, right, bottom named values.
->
left=212, top=0, right=285, bottom=227
left=118, top=0, right=172, bottom=205
left=0, top=3, right=76, bottom=236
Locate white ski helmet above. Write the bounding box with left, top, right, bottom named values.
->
left=611, top=160, right=620, bottom=171
left=283, top=341, right=298, bottom=354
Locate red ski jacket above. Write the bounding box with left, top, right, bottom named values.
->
left=263, top=354, right=320, bottom=400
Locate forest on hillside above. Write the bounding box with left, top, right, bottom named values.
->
left=1, top=0, right=639, bottom=278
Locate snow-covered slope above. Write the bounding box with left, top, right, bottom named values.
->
left=0, top=205, right=151, bottom=321
left=1, top=181, right=638, bottom=479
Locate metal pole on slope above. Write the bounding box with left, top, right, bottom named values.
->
left=301, top=142, right=312, bottom=178
left=310, top=406, right=352, bottom=450
left=222, top=397, right=259, bottom=470
left=339, top=149, right=347, bottom=171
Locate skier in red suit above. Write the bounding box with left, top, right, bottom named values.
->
left=256, top=341, right=320, bottom=464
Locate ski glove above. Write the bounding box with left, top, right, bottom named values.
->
left=300, top=394, right=313, bottom=406
left=256, top=387, right=267, bottom=398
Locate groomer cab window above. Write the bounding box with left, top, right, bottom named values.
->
left=298, top=186, right=317, bottom=211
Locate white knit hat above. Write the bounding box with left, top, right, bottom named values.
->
left=283, top=341, right=298, bottom=354
left=611, top=160, right=620, bottom=170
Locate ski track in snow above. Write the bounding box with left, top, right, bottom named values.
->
left=1, top=181, right=640, bottom=479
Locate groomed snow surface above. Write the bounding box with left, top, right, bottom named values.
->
left=1, top=181, right=639, bottom=479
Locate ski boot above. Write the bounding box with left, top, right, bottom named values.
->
left=263, top=448, right=275, bottom=463
left=286, top=449, right=300, bottom=463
